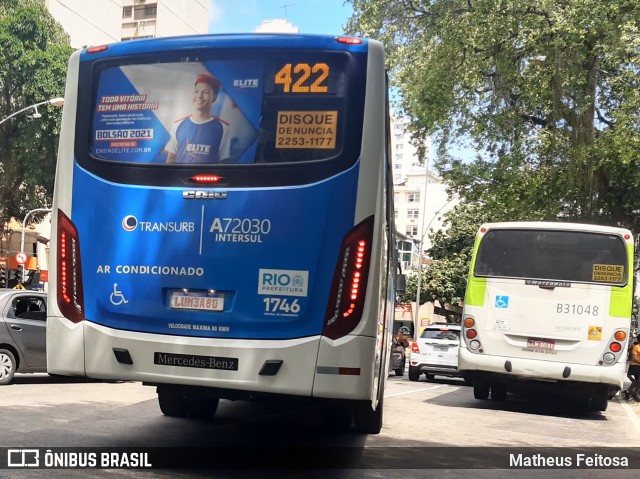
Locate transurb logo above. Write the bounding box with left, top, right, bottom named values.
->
left=122, top=215, right=138, bottom=231
left=121, top=215, right=195, bottom=233
left=258, top=269, right=309, bottom=297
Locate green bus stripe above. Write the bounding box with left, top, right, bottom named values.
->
left=609, top=242, right=634, bottom=318
left=465, top=277, right=486, bottom=306
left=465, top=234, right=486, bottom=307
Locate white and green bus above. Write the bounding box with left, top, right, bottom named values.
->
left=459, top=222, right=634, bottom=411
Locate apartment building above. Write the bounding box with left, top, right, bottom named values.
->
left=390, top=115, right=456, bottom=272
left=2, top=1, right=210, bottom=287
left=45, top=0, right=209, bottom=49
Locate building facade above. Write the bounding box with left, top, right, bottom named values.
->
left=1, top=0, right=211, bottom=288
left=390, top=115, right=456, bottom=273
left=45, top=0, right=209, bottom=49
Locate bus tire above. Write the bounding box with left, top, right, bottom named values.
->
left=473, top=382, right=490, bottom=400
left=408, top=367, right=421, bottom=382
left=590, top=393, right=608, bottom=412
left=490, top=383, right=507, bottom=401
left=157, top=388, right=188, bottom=417
left=185, top=396, right=219, bottom=420
left=0, top=349, right=17, bottom=385
left=354, top=395, right=383, bottom=434
left=324, top=402, right=353, bottom=433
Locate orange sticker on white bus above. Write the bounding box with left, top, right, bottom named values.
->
left=276, top=111, right=338, bottom=149
left=588, top=326, right=602, bottom=340
left=592, top=264, right=624, bottom=283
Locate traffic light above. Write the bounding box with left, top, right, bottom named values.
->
left=0, top=264, right=6, bottom=288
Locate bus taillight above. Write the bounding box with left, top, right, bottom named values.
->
left=57, top=210, right=85, bottom=323
left=86, top=45, right=109, bottom=53
left=323, top=216, right=374, bottom=340
left=614, top=331, right=627, bottom=342
left=335, top=36, right=363, bottom=45
left=189, top=174, right=223, bottom=184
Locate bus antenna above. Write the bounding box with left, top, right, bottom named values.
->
left=278, top=3, right=295, bottom=20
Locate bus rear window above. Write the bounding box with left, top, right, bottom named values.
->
left=88, top=52, right=355, bottom=166
left=474, top=229, right=628, bottom=285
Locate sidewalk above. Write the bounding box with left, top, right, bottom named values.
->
left=617, top=380, right=640, bottom=441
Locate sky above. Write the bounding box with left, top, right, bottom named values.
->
left=208, top=0, right=353, bottom=35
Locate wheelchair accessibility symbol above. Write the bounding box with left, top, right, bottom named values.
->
left=110, top=283, right=129, bottom=306
left=495, top=296, right=509, bottom=308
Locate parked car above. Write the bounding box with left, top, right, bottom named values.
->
left=389, top=336, right=406, bottom=376
left=409, top=323, right=461, bottom=382
left=0, top=289, right=47, bottom=385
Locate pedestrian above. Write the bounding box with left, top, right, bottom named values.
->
left=624, top=335, right=640, bottom=400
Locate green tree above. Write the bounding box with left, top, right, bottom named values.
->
left=347, top=0, right=640, bottom=231
left=0, top=0, right=72, bottom=226
left=402, top=201, right=497, bottom=308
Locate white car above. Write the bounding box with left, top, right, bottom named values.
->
left=409, top=324, right=462, bottom=381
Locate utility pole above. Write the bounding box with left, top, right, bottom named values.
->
left=414, top=156, right=430, bottom=339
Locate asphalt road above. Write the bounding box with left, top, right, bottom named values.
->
left=1, top=372, right=639, bottom=479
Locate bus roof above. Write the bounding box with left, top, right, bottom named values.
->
left=478, top=221, right=632, bottom=237
left=80, top=34, right=371, bottom=59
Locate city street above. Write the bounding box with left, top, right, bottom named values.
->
left=1, top=372, right=639, bottom=478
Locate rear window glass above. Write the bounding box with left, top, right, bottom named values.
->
left=474, top=229, right=628, bottom=285
left=89, top=52, right=352, bottom=165
left=420, top=328, right=460, bottom=341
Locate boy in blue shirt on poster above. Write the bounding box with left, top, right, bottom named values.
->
left=165, top=73, right=231, bottom=164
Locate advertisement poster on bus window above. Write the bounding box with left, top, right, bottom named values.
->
left=90, top=61, right=262, bottom=164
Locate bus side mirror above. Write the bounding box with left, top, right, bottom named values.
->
left=396, top=274, right=406, bottom=297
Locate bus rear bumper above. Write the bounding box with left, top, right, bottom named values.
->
left=48, top=318, right=376, bottom=400
left=458, top=347, right=625, bottom=388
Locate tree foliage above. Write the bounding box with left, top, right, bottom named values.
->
left=0, top=0, right=72, bottom=226
left=347, top=0, right=640, bottom=231
left=401, top=201, right=496, bottom=307
left=348, top=0, right=640, bottom=307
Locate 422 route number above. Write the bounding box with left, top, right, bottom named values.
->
left=263, top=297, right=301, bottom=314
left=274, top=63, right=329, bottom=93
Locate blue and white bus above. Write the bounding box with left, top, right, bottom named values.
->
left=47, top=34, right=396, bottom=433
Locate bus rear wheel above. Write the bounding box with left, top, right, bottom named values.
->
left=473, top=381, right=490, bottom=400
left=158, top=387, right=219, bottom=419
left=186, top=396, right=219, bottom=419
left=324, top=402, right=353, bottom=433
left=590, top=392, right=608, bottom=412
left=353, top=395, right=384, bottom=434
left=490, top=383, right=507, bottom=401
left=158, top=388, right=188, bottom=417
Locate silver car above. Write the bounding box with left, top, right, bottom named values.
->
left=408, top=323, right=461, bottom=381
left=0, top=289, right=47, bottom=384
